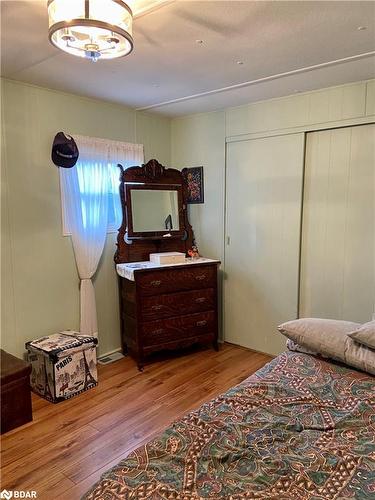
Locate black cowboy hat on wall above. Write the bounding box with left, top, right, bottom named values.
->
left=51, top=132, right=79, bottom=168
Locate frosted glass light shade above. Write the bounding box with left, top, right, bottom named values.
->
left=48, top=0, right=133, bottom=62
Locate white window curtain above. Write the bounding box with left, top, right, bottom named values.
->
left=60, top=135, right=144, bottom=337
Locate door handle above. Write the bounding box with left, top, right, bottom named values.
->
left=150, top=280, right=161, bottom=286
left=195, top=274, right=206, bottom=281
left=196, top=320, right=207, bottom=327
left=151, top=328, right=164, bottom=335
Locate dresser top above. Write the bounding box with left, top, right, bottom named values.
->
left=117, top=257, right=220, bottom=281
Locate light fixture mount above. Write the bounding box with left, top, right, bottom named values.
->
left=48, top=0, right=134, bottom=62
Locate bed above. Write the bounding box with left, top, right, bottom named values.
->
left=83, top=351, right=375, bottom=499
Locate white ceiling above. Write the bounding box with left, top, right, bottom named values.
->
left=1, top=1, right=375, bottom=117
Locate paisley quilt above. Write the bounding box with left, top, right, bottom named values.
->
left=84, top=352, right=375, bottom=499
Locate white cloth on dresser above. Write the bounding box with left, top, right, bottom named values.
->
left=116, top=258, right=220, bottom=281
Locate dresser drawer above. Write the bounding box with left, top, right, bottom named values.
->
left=137, top=265, right=216, bottom=296
left=141, top=288, right=215, bottom=321
left=142, top=311, right=215, bottom=347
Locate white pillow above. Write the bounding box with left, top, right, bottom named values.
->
left=278, top=318, right=375, bottom=375
left=347, top=321, right=375, bottom=350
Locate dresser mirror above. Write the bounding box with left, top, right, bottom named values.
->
left=115, top=159, right=194, bottom=263
left=126, top=184, right=183, bottom=238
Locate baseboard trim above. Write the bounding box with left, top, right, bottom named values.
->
left=223, top=341, right=275, bottom=359
left=98, top=347, right=123, bottom=358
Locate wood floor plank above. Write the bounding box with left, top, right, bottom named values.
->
left=1, top=424, right=100, bottom=487
left=62, top=350, right=256, bottom=483
left=0, top=344, right=272, bottom=499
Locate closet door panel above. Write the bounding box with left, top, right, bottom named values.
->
left=300, top=124, right=375, bottom=322
left=225, top=134, right=305, bottom=355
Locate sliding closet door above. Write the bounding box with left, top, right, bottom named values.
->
left=300, top=124, right=375, bottom=322
left=225, top=134, right=305, bottom=355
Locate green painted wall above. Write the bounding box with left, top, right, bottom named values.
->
left=171, top=111, right=225, bottom=262
left=136, top=111, right=171, bottom=166
left=1, top=79, right=171, bottom=357
left=3, top=78, right=373, bottom=358
left=171, top=111, right=226, bottom=339
left=170, top=80, right=375, bottom=350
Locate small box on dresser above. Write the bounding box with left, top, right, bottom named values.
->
left=26, top=332, right=98, bottom=403
left=149, top=252, right=186, bottom=265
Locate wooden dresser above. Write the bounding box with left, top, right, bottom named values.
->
left=114, top=159, right=220, bottom=370
left=118, top=260, right=220, bottom=370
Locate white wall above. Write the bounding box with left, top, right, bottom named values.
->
left=1, top=79, right=171, bottom=358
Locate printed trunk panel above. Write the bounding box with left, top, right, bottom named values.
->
left=54, top=347, right=97, bottom=400
left=27, top=334, right=98, bottom=403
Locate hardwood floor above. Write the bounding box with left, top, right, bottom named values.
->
left=0, top=343, right=272, bottom=499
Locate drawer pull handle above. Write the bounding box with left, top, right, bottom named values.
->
left=195, top=274, right=207, bottom=281
left=151, top=305, right=163, bottom=311
left=152, top=328, right=164, bottom=335
left=150, top=280, right=162, bottom=286
left=196, top=320, right=207, bottom=327
left=195, top=297, right=206, bottom=303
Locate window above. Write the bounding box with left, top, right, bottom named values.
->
left=60, top=162, right=123, bottom=235
left=59, top=136, right=144, bottom=236
left=107, top=163, right=123, bottom=232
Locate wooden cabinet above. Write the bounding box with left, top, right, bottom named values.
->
left=114, top=159, right=220, bottom=370
left=119, top=261, right=220, bottom=370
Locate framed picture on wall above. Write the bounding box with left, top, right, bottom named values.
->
left=182, top=166, right=204, bottom=204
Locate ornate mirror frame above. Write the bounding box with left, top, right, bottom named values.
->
left=115, top=159, right=194, bottom=264
left=125, top=183, right=185, bottom=240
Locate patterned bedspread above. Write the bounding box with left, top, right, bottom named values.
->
left=84, top=352, right=375, bottom=499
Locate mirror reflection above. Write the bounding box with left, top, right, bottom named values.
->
left=131, top=189, right=179, bottom=233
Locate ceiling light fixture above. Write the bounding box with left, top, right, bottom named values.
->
left=48, top=0, right=133, bottom=62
